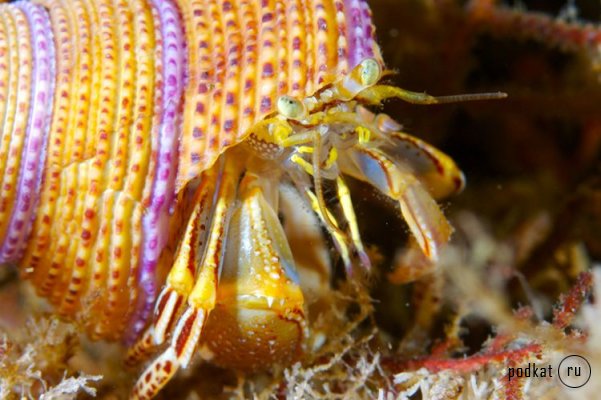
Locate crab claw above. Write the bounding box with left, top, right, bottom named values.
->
left=200, top=173, right=307, bottom=370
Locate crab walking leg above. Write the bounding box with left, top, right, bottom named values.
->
left=289, top=156, right=352, bottom=269
left=303, top=188, right=353, bottom=272
left=131, top=159, right=238, bottom=400
left=340, top=146, right=453, bottom=262
left=353, top=105, right=465, bottom=200
left=288, top=151, right=359, bottom=271
left=131, top=308, right=206, bottom=400
left=311, top=133, right=348, bottom=242
left=382, top=131, right=466, bottom=199
left=335, top=176, right=371, bottom=269
left=125, top=171, right=217, bottom=366
left=278, top=185, right=331, bottom=305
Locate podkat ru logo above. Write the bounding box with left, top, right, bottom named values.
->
left=507, top=354, right=591, bottom=389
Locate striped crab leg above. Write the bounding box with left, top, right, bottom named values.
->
left=130, top=157, right=239, bottom=400
left=125, top=168, right=219, bottom=365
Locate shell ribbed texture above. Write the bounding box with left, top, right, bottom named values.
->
left=0, top=0, right=381, bottom=340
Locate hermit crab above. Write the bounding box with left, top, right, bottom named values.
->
left=0, top=0, right=504, bottom=398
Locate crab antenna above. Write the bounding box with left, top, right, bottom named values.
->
left=392, top=87, right=508, bottom=105
left=358, top=85, right=507, bottom=106
left=429, top=91, right=508, bottom=104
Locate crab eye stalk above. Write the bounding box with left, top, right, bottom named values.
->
left=359, top=58, right=381, bottom=87
left=277, top=95, right=306, bottom=120
left=329, top=57, right=384, bottom=102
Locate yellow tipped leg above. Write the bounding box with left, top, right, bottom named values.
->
left=311, top=133, right=346, bottom=241
left=130, top=160, right=238, bottom=399
left=124, top=176, right=214, bottom=366
left=289, top=143, right=356, bottom=271
left=336, top=176, right=371, bottom=269
left=304, top=189, right=353, bottom=272
left=388, top=131, right=466, bottom=198
left=352, top=106, right=466, bottom=199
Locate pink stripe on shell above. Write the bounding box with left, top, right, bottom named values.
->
left=133, top=0, right=187, bottom=341
left=344, top=0, right=377, bottom=67
left=0, top=2, right=54, bottom=263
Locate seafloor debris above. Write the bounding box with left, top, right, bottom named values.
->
left=0, top=315, right=101, bottom=399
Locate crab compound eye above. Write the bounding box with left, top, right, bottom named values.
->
left=277, top=95, right=305, bottom=120
left=359, top=58, right=381, bottom=87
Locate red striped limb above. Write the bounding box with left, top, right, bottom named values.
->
left=125, top=170, right=217, bottom=366
left=131, top=309, right=206, bottom=400
left=335, top=105, right=466, bottom=264
left=339, top=147, right=453, bottom=262
left=130, top=159, right=238, bottom=400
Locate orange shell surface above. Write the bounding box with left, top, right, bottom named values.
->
left=0, top=0, right=383, bottom=340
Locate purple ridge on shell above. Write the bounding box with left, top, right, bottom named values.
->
left=344, top=0, right=377, bottom=67
left=130, top=0, right=187, bottom=342
left=0, top=2, right=54, bottom=263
